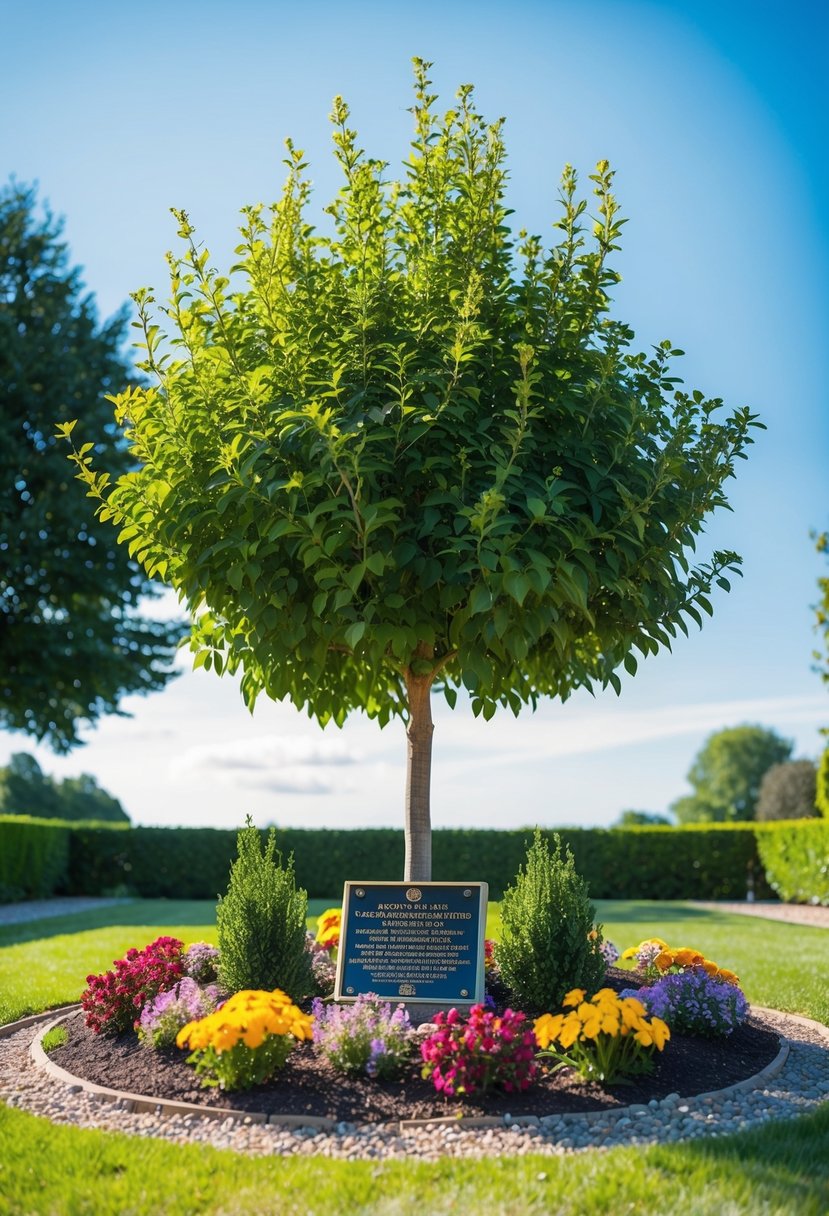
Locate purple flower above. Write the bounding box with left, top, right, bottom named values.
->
left=312, top=993, right=412, bottom=1079
left=632, top=970, right=747, bottom=1037
left=138, top=977, right=220, bottom=1048
left=182, top=943, right=220, bottom=984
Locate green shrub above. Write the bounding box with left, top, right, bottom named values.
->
left=217, top=818, right=312, bottom=1000
left=756, top=820, right=829, bottom=906
left=817, top=747, right=829, bottom=818
left=61, top=821, right=776, bottom=901
left=0, top=816, right=71, bottom=901
left=496, top=830, right=605, bottom=1013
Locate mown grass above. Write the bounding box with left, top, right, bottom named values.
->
left=1, top=1100, right=827, bottom=1216
left=2, top=898, right=826, bottom=1025
left=1, top=898, right=828, bottom=1215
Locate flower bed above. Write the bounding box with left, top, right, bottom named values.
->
left=49, top=966, right=782, bottom=1123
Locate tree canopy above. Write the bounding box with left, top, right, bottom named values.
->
left=672, top=725, right=793, bottom=823
left=0, top=182, right=183, bottom=752
left=755, top=759, right=818, bottom=821
left=65, top=64, right=760, bottom=877
left=0, top=751, right=129, bottom=822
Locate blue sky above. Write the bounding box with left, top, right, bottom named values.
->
left=2, top=0, right=827, bottom=831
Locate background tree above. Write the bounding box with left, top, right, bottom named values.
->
left=67, top=64, right=760, bottom=879
left=0, top=182, right=183, bottom=753
left=613, top=809, right=673, bottom=827
left=816, top=748, right=829, bottom=818
left=755, top=759, right=818, bottom=821
left=671, top=725, right=793, bottom=824
left=0, top=751, right=129, bottom=822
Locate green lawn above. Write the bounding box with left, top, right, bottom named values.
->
left=1, top=1098, right=827, bottom=1215
left=1, top=898, right=827, bottom=1215
left=2, top=897, right=827, bottom=1025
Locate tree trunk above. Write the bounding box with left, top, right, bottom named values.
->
left=404, top=668, right=434, bottom=881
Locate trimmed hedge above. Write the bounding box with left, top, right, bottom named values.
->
left=756, top=819, right=829, bottom=906
left=62, top=822, right=774, bottom=902
left=0, top=816, right=71, bottom=901
left=10, top=818, right=828, bottom=905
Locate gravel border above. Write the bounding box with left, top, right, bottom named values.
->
left=1, top=1004, right=826, bottom=1159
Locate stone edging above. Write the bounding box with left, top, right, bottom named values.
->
left=24, top=1003, right=821, bottom=1134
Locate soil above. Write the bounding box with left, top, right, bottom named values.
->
left=51, top=970, right=781, bottom=1123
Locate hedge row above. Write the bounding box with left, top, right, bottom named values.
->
left=757, top=820, right=829, bottom=906
left=68, top=823, right=771, bottom=902
left=5, top=817, right=812, bottom=904
left=0, top=816, right=71, bottom=902
left=0, top=816, right=130, bottom=903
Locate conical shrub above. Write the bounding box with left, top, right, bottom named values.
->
left=497, top=829, right=605, bottom=1012
left=217, top=816, right=312, bottom=1001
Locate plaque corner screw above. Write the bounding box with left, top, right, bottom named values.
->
left=463, top=888, right=472, bottom=897
left=460, top=989, right=469, bottom=998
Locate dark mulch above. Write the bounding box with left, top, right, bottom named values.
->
left=51, top=970, right=781, bottom=1123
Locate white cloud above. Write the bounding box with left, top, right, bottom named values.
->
left=169, top=734, right=360, bottom=795
left=435, top=693, right=827, bottom=770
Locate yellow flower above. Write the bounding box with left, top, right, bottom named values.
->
left=701, top=959, right=719, bottom=976
left=242, top=1023, right=266, bottom=1049
left=620, top=996, right=646, bottom=1021
left=534, top=1013, right=563, bottom=1050
left=634, top=1025, right=654, bottom=1047
left=580, top=1012, right=603, bottom=1040
left=176, top=1021, right=197, bottom=1049
left=600, top=1012, right=620, bottom=1036
left=649, top=1017, right=670, bottom=1050
left=717, top=968, right=740, bottom=987
left=621, top=946, right=639, bottom=960
left=673, top=948, right=704, bottom=968
left=558, top=1013, right=581, bottom=1049
left=562, top=988, right=586, bottom=1007
left=655, top=950, right=674, bottom=971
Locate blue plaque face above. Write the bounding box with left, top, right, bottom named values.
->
left=335, top=882, right=488, bottom=1004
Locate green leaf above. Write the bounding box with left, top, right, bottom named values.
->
left=469, top=583, right=494, bottom=615
left=344, top=621, right=366, bottom=648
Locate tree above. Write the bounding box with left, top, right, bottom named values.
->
left=817, top=748, right=829, bottom=818
left=672, top=725, right=793, bottom=823
left=0, top=751, right=129, bottom=822
left=614, top=809, right=673, bottom=827
left=66, top=64, right=760, bottom=879
left=755, top=759, right=818, bottom=821
left=0, top=182, right=183, bottom=753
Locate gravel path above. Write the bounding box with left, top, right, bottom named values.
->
left=688, top=902, right=829, bottom=929
left=0, top=898, right=135, bottom=926
left=1, top=1007, right=827, bottom=1160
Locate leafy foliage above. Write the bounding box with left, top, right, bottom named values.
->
left=672, top=725, right=793, bottom=823
left=755, top=760, right=818, bottom=821
left=216, top=817, right=312, bottom=1000
left=614, top=809, right=673, bottom=827
left=817, top=748, right=829, bottom=819
left=0, top=752, right=129, bottom=822
left=497, top=830, right=605, bottom=1012
left=756, top=819, right=829, bottom=906
left=0, top=182, right=183, bottom=752
left=63, top=64, right=760, bottom=875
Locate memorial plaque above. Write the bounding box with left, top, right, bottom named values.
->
left=334, top=881, right=488, bottom=1004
